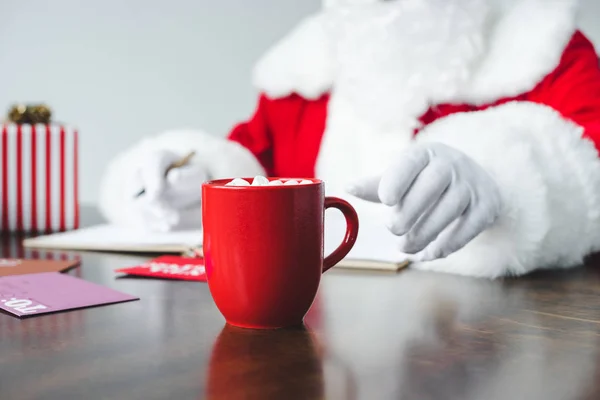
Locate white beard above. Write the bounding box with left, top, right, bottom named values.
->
left=316, top=0, right=490, bottom=196
left=323, top=0, right=489, bottom=132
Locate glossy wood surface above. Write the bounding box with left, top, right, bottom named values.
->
left=1, top=207, right=600, bottom=400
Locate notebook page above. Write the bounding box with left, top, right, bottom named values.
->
left=23, top=224, right=202, bottom=252
left=324, top=211, right=407, bottom=264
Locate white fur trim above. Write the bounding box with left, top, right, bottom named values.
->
left=460, top=0, right=579, bottom=104
left=252, top=13, right=334, bottom=100
left=253, top=0, right=578, bottom=104
left=98, top=130, right=264, bottom=226
left=412, top=101, right=600, bottom=278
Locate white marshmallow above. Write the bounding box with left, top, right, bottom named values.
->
left=226, top=176, right=308, bottom=187
left=251, top=175, right=270, bottom=186
left=226, top=178, right=250, bottom=186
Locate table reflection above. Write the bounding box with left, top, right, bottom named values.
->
left=207, top=324, right=325, bottom=399
left=319, top=270, right=600, bottom=400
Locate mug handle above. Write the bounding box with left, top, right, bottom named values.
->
left=323, top=197, right=359, bottom=273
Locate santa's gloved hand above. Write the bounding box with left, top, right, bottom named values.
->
left=128, top=149, right=209, bottom=231
left=135, top=150, right=209, bottom=208
left=348, top=143, right=502, bottom=261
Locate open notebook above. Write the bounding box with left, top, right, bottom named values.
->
left=324, top=212, right=409, bottom=271
left=23, top=214, right=409, bottom=272
left=23, top=225, right=202, bottom=254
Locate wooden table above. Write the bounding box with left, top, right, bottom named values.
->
left=2, top=207, right=600, bottom=400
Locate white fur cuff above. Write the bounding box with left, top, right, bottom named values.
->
left=413, top=101, right=600, bottom=278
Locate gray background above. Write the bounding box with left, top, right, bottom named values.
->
left=0, top=0, right=598, bottom=204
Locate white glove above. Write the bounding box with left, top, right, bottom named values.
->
left=348, top=143, right=502, bottom=261
left=129, top=149, right=209, bottom=231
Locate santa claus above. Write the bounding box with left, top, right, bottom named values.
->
left=99, top=0, right=600, bottom=279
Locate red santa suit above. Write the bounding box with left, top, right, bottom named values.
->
left=100, top=0, right=600, bottom=278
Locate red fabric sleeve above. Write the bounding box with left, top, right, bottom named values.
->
left=527, top=31, right=600, bottom=152
left=226, top=93, right=329, bottom=178
left=227, top=94, right=275, bottom=175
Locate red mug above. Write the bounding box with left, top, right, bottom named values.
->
left=202, top=178, right=359, bottom=329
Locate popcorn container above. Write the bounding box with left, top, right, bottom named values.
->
left=0, top=122, right=79, bottom=233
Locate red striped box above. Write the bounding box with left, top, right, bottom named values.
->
left=0, top=123, right=79, bottom=233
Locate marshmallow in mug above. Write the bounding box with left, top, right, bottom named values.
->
left=225, top=176, right=312, bottom=187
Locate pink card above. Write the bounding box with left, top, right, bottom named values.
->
left=0, top=272, right=139, bottom=318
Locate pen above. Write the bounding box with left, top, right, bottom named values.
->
left=135, top=151, right=196, bottom=198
